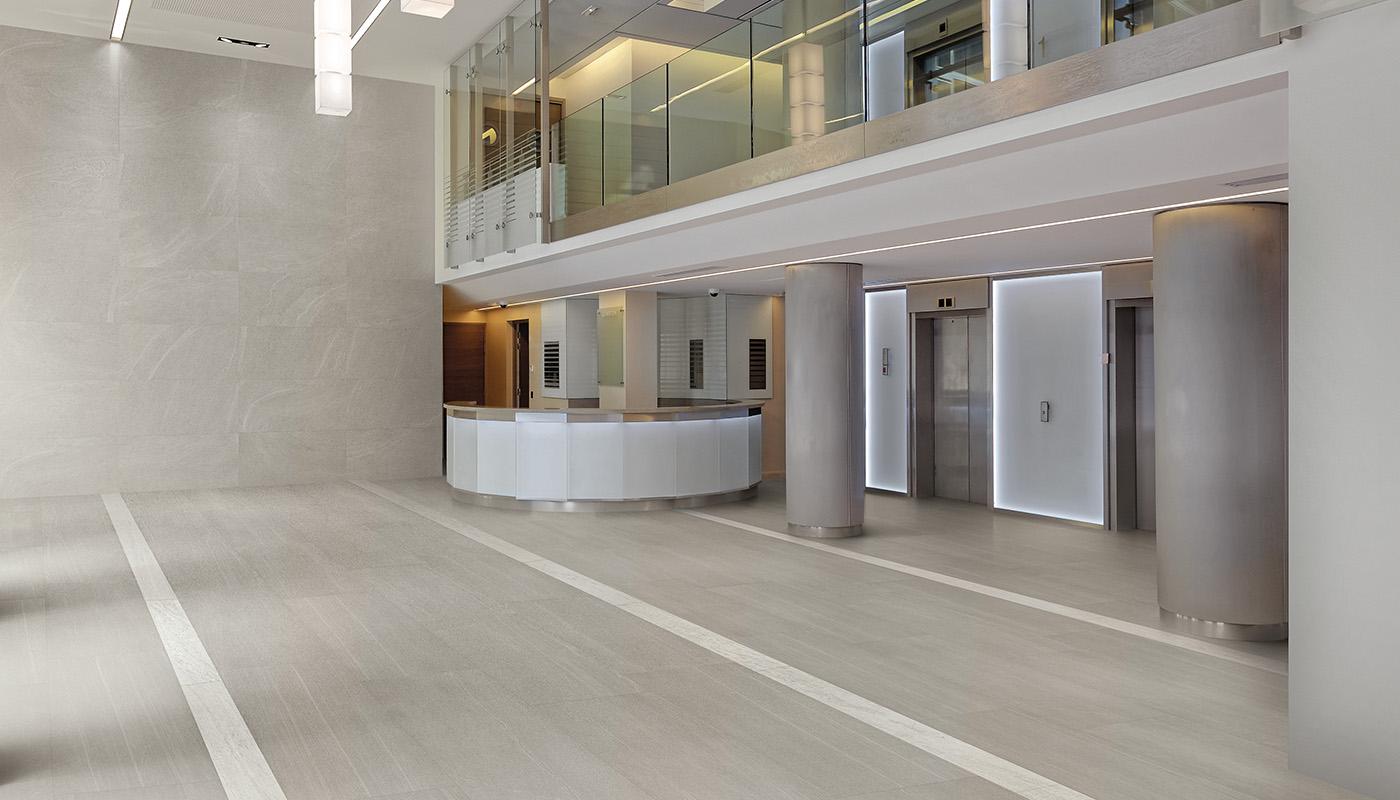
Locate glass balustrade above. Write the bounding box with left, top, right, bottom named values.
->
left=446, top=0, right=1248, bottom=257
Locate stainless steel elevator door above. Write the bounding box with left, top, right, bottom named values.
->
left=1135, top=306, right=1156, bottom=530
left=932, top=317, right=971, bottom=501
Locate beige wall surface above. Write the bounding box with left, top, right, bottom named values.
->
left=0, top=26, right=441, bottom=499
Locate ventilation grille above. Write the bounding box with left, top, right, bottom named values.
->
left=1222, top=172, right=1288, bottom=188
left=543, top=341, right=560, bottom=388
left=688, top=339, right=704, bottom=390
left=748, top=338, right=767, bottom=390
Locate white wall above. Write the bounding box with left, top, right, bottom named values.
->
left=865, top=290, right=909, bottom=492
left=1030, top=0, right=1102, bottom=67
left=1287, top=3, right=1400, bottom=796
left=867, top=32, right=906, bottom=121
left=991, top=272, right=1103, bottom=523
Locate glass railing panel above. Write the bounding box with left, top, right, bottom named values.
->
left=866, top=0, right=985, bottom=117
left=751, top=0, right=865, bottom=156
left=503, top=0, right=541, bottom=252
left=556, top=97, right=604, bottom=218
left=666, top=21, right=753, bottom=184
left=602, top=66, right=669, bottom=204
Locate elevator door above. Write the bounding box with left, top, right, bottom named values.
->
left=914, top=314, right=988, bottom=503
left=1134, top=306, right=1156, bottom=530
left=932, top=317, right=971, bottom=500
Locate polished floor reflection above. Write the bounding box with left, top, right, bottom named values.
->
left=1, top=480, right=1357, bottom=800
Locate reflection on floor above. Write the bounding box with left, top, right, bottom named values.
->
left=0, top=479, right=1354, bottom=800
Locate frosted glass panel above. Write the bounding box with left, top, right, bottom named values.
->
left=992, top=272, right=1103, bottom=524
left=866, top=290, right=908, bottom=492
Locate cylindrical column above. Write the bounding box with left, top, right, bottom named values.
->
left=1154, top=203, right=1287, bottom=641
left=785, top=262, right=864, bottom=538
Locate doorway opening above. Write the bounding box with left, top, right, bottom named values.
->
left=911, top=311, right=990, bottom=504
left=509, top=319, right=530, bottom=408
left=1108, top=299, right=1155, bottom=530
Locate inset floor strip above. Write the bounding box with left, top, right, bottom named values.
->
left=102, top=493, right=289, bottom=800
left=681, top=509, right=1287, bottom=676
left=355, top=480, right=1097, bottom=800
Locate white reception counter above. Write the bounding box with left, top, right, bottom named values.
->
left=444, top=402, right=764, bottom=511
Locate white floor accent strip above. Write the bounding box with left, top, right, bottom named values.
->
left=681, top=509, right=1287, bottom=676
left=354, top=480, right=1097, bottom=800
left=102, top=493, right=289, bottom=800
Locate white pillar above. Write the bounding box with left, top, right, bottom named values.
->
left=988, top=0, right=1029, bottom=81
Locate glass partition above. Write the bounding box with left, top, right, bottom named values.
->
left=445, top=0, right=542, bottom=262
left=751, top=0, right=865, bottom=157
left=447, top=0, right=1251, bottom=246
left=557, top=98, right=604, bottom=218
left=667, top=21, right=753, bottom=183
left=603, top=66, right=669, bottom=204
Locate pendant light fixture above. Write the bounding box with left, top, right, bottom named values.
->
left=314, top=0, right=353, bottom=116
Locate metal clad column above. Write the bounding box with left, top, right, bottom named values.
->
left=1154, top=203, right=1288, bottom=641
left=785, top=262, right=864, bottom=538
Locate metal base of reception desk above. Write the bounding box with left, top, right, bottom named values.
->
left=444, top=402, right=764, bottom=512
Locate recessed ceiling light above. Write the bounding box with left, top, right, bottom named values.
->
left=582, top=5, right=600, bottom=14
left=217, top=36, right=271, bottom=48
left=401, top=0, right=454, bottom=18
left=110, top=0, right=133, bottom=41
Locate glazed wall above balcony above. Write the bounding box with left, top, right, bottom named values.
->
left=443, top=0, right=1278, bottom=265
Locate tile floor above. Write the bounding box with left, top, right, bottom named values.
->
left=0, top=479, right=1362, bottom=800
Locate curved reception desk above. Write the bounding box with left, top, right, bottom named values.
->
left=445, top=402, right=763, bottom=511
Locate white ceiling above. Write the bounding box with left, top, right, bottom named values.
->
left=0, top=0, right=520, bottom=83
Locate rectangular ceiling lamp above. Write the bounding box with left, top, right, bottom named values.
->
left=314, top=0, right=353, bottom=116
left=401, top=0, right=454, bottom=18
left=110, top=0, right=133, bottom=40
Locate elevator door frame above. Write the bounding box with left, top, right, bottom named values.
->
left=1106, top=297, right=1153, bottom=531
left=910, top=309, right=992, bottom=506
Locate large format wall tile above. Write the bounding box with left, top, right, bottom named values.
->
left=113, top=269, right=240, bottom=325
left=0, top=323, right=122, bottom=380
left=237, top=327, right=352, bottom=379
left=122, top=325, right=243, bottom=382
left=0, top=437, right=119, bottom=499
left=235, top=380, right=352, bottom=433
left=117, top=381, right=239, bottom=436
left=239, top=431, right=347, bottom=486
left=0, top=381, right=120, bottom=439
left=119, top=213, right=239, bottom=272
left=348, top=428, right=442, bottom=480
left=239, top=273, right=347, bottom=328
left=117, top=434, right=239, bottom=492
left=0, top=26, right=439, bottom=498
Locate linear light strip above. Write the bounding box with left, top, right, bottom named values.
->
left=861, top=256, right=1152, bottom=291
left=352, top=0, right=393, bottom=46
left=473, top=186, right=1287, bottom=309
left=110, top=0, right=133, bottom=40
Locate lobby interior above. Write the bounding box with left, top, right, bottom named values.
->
left=3, top=0, right=1400, bottom=799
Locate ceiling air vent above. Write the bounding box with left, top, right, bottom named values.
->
left=1222, top=173, right=1288, bottom=188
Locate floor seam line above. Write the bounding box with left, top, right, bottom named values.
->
left=352, top=479, right=1097, bottom=800
left=101, top=492, right=290, bottom=800
left=677, top=508, right=1287, bottom=676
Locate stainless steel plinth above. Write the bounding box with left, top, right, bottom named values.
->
left=787, top=523, right=864, bottom=539
left=1160, top=609, right=1289, bottom=642
left=451, top=485, right=758, bottom=513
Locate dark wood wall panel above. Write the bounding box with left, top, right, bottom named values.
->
left=443, top=322, right=486, bottom=405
